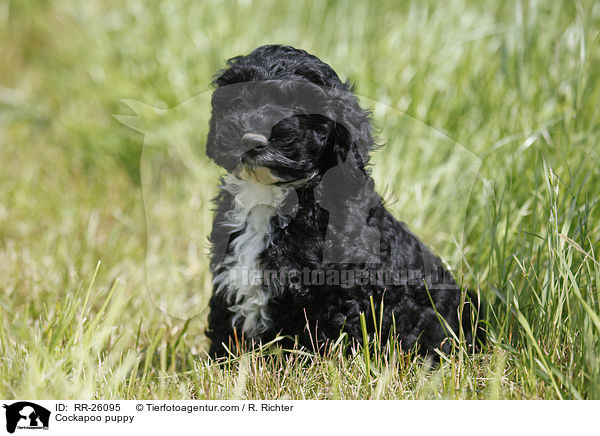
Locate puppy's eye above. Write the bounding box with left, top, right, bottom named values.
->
left=212, top=87, right=246, bottom=109
left=212, top=97, right=242, bottom=114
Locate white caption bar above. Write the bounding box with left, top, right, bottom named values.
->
left=0, top=400, right=597, bottom=435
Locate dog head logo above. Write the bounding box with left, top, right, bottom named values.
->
left=3, top=402, right=50, bottom=433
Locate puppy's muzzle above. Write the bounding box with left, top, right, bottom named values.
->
left=241, top=133, right=268, bottom=151
left=234, top=132, right=283, bottom=185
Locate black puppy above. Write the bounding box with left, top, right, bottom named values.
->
left=205, top=45, right=482, bottom=358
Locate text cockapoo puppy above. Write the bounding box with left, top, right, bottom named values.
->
left=205, top=44, right=482, bottom=358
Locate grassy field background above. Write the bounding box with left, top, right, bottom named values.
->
left=1, top=0, right=599, bottom=399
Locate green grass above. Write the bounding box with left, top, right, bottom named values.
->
left=1, top=0, right=599, bottom=399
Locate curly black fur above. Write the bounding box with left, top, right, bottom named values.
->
left=205, top=44, right=483, bottom=358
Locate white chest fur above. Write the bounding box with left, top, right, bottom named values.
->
left=213, top=174, right=290, bottom=337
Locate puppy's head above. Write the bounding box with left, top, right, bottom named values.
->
left=206, top=45, right=375, bottom=185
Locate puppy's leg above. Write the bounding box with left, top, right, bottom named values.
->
left=206, top=293, right=236, bottom=357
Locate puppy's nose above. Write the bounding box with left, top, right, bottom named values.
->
left=241, top=133, right=268, bottom=150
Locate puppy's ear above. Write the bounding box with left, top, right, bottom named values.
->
left=329, top=86, right=374, bottom=169
left=205, top=114, right=218, bottom=161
